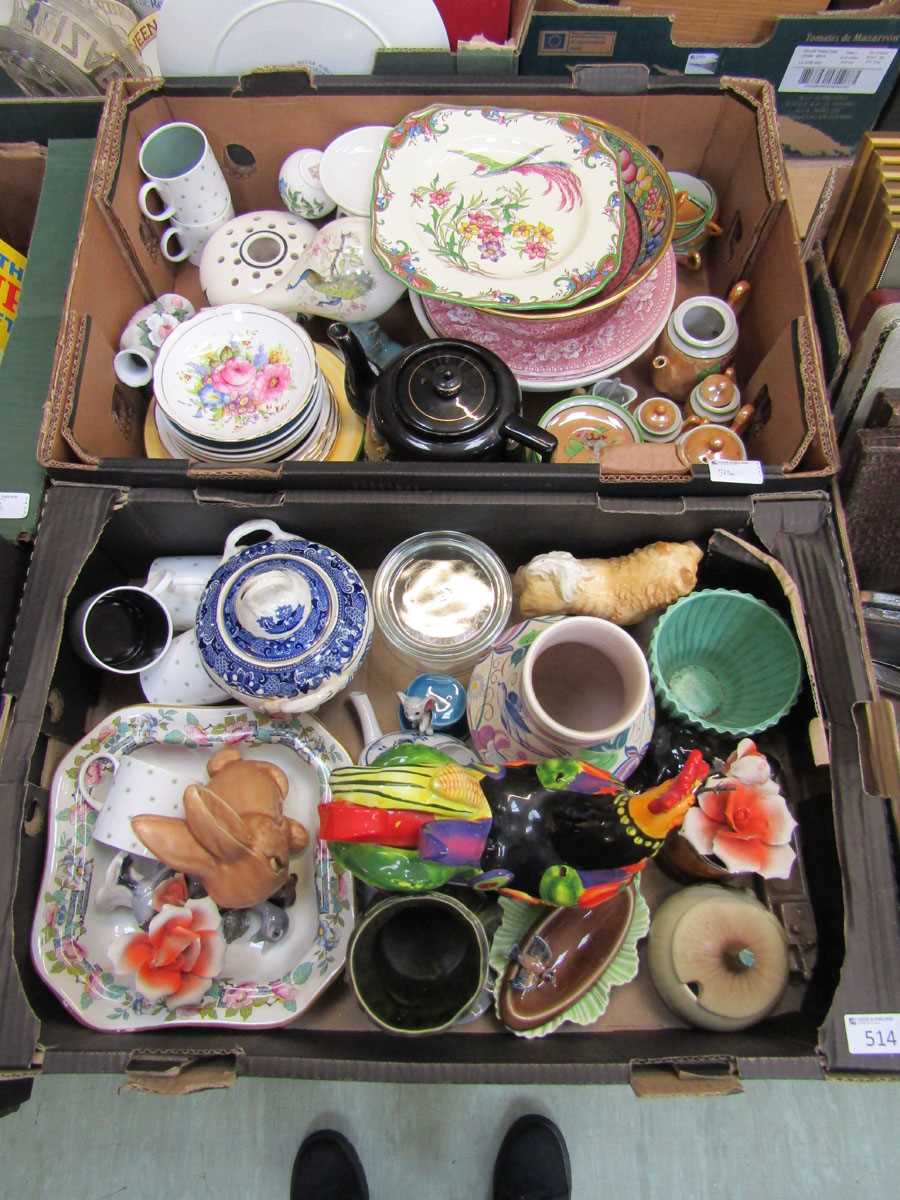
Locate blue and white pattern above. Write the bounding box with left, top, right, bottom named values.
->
left=197, top=536, right=371, bottom=703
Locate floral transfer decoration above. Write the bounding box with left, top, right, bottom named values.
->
left=372, top=105, right=629, bottom=311
left=33, top=706, right=354, bottom=1031
left=279, top=178, right=332, bottom=220
left=177, top=335, right=294, bottom=431
left=681, top=739, right=797, bottom=878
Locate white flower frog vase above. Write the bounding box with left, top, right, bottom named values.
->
left=195, top=519, right=373, bottom=714
left=467, top=615, right=655, bottom=779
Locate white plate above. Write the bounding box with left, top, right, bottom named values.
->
left=320, top=126, right=392, bottom=217
left=372, top=106, right=625, bottom=311
left=153, top=304, right=318, bottom=445
left=157, top=0, right=449, bottom=77
left=31, top=706, right=354, bottom=1032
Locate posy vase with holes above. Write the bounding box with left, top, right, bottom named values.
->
left=467, top=615, right=655, bottom=779
left=651, top=282, right=749, bottom=402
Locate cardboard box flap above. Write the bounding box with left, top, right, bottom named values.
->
left=749, top=492, right=900, bottom=1075
left=124, top=1052, right=238, bottom=1095
left=630, top=1058, right=743, bottom=1098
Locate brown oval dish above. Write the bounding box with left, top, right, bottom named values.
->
left=498, top=886, right=635, bottom=1031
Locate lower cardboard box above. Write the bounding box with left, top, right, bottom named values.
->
left=0, top=484, right=897, bottom=1095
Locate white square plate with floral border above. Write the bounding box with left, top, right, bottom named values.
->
left=371, top=106, right=626, bottom=312
left=31, top=706, right=354, bottom=1031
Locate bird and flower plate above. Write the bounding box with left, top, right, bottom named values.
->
left=31, top=705, right=354, bottom=1032
left=371, top=105, right=628, bottom=312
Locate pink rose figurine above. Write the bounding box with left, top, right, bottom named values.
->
left=680, top=739, right=796, bottom=879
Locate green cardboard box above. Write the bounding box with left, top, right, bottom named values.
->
left=521, top=3, right=900, bottom=155
left=0, top=98, right=101, bottom=546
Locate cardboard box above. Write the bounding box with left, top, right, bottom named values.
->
left=0, top=98, right=103, bottom=547
left=0, top=483, right=897, bottom=1101
left=39, top=74, right=837, bottom=494
left=520, top=2, right=900, bottom=157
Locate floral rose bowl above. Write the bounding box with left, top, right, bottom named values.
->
left=108, top=896, right=226, bottom=1009
left=680, top=739, right=797, bottom=879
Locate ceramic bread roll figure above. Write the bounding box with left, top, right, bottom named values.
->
left=513, top=541, right=703, bottom=625
left=317, top=743, right=709, bottom=907
left=131, top=747, right=309, bottom=909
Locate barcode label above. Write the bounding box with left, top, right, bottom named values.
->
left=780, top=46, right=897, bottom=96
left=797, top=67, right=862, bottom=89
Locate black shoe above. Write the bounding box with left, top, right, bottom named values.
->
left=493, top=1114, right=572, bottom=1200
left=290, top=1130, right=368, bottom=1200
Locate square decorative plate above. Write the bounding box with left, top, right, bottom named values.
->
left=31, top=706, right=354, bottom=1032
left=371, top=106, right=626, bottom=312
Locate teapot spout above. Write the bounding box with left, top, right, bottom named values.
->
left=327, top=322, right=377, bottom=420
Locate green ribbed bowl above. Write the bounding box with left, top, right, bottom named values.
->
left=649, top=589, right=802, bottom=735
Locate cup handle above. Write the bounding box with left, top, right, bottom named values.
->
left=221, top=519, right=289, bottom=563
left=77, top=752, right=120, bottom=812
left=138, top=181, right=175, bottom=222
left=160, top=226, right=190, bottom=263
left=144, top=570, right=175, bottom=597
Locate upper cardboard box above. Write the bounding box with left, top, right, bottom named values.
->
left=38, top=75, right=837, bottom=495
left=521, top=1, right=900, bottom=156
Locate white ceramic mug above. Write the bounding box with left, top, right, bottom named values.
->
left=139, top=628, right=231, bottom=706
left=145, top=555, right=220, bottom=630
left=138, top=121, right=231, bottom=225
left=159, top=200, right=236, bottom=266
left=79, top=751, right=192, bottom=855
left=70, top=581, right=173, bottom=675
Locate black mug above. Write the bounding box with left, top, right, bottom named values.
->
left=348, top=891, right=491, bottom=1036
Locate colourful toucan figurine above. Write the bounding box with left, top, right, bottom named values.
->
left=318, top=746, right=709, bottom=908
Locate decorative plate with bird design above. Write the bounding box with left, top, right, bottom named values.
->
left=371, top=105, right=628, bottom=311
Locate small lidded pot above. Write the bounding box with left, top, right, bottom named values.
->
left=196, top=519, right=373, bottom=713
left=688, top=373, right=740, bottom=423
left=677, top=424, right=747, bottom=465
left=278, top=148, right=337, bottom=220
left=634, top=397, right=683, bottom=443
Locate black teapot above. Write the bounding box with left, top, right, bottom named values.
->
left=327, top=322, right=557, bottom=462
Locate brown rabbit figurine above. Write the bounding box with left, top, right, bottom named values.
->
left=132, top=747, right=309, bottom=909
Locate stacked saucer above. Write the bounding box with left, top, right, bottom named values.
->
left=152, top=304, right=337, bottom=464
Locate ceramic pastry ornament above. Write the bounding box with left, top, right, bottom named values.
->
left=513, top=541, right=703, bottom=625
left=318, top=744, right=709, bottom=907
left=678, top=739, right=797, bottom=879
left=647, top=884, right=790, bottom=1031
left=279, top=148, right=337, bottom=220
left=130, top=747, right=309, bottom=909
left=113, top=293, right=195, bottom=388
left=490, top=884, right=649, bottom=1036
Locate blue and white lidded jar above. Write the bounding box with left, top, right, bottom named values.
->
left=196, top=519, right=373, bottom=714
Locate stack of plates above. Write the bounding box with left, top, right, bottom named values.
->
left=371, top=105, right=678, bottom=390
left=152, top=304, right=338, bottom=465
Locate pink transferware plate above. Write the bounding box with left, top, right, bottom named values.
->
left=417, top=249, right=676, bottom=391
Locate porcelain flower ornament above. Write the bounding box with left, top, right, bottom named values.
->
left=108, top=896, right=226, bottom=1009
left=680, top=739, right=797, bottom=878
